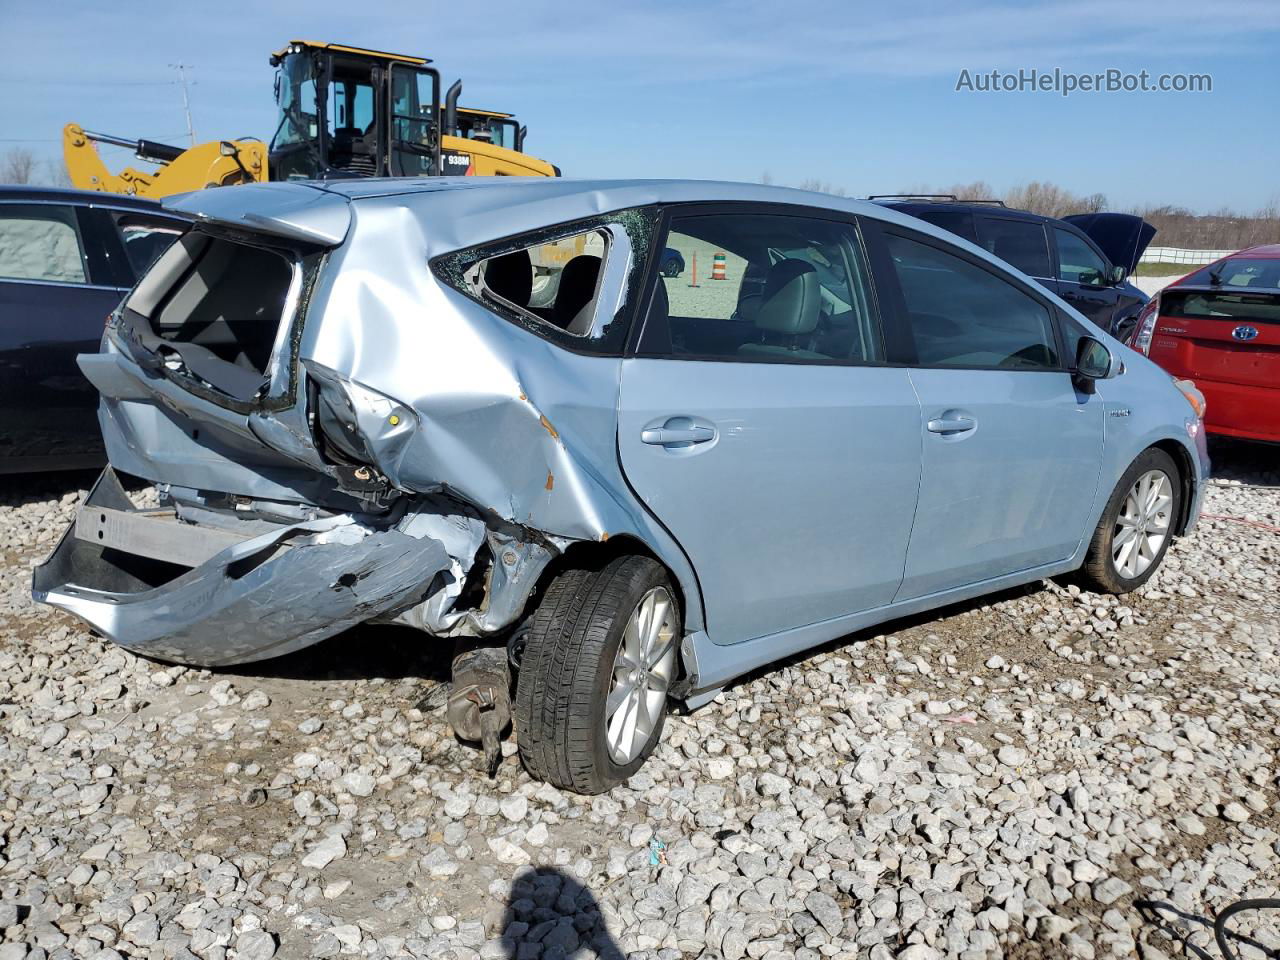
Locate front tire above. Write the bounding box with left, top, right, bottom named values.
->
left=514, top=556, right=680, bottom=794
left=1079, top=448, right=1181, bottom=593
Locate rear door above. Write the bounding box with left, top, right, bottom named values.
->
left=872, top=223, right=1105, bottom=600
left=616, top=205, right=922, bottom=645
left=0, top=201, right=124, bottom=469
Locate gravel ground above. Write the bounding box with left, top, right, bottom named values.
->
left=2, top=440, right=1278, bottom=960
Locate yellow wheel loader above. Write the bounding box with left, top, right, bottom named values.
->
left=64, top=40, right=557, bottom=199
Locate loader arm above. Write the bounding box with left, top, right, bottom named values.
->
left=63, top=124, right=269, bottom=199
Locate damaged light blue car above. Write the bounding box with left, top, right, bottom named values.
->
left=33, top=177, right=1209, bottom=793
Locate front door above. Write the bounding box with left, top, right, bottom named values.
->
left=617, top=207, right=922, bottom=645
left=876, top=228, right=1105, bottom=600
left=1053, top=226, right=1121, bottom=332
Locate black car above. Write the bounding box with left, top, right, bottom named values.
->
left=873, top=197, right=1155, bottom=340
left=0, top=187, right=187, bottom=472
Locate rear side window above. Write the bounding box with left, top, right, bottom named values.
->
left=885, top=232, right=1059, bottom=370
left=112, top=213, right=186, bottom=278
left=975, top=217, right=1050, bottom=278
left=0, top=205, right=87, bottom=284
left=434, top=208, right=659, bottom=356
left=1054, top=228, right=1108, bottom=286
left=475, top=227, right=609, bottom=335
left=639, top=212, right=883, bottom=364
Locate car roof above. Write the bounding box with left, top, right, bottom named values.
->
left=0, top=184, right=171, bottom=212
left=1232, top=243, right=1280, bottom=259
left=876, top=199, right=1048, bottom=224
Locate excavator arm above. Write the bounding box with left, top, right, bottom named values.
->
left=63, top=124, right=268, bottom=198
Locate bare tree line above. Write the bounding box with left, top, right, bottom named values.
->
left=762, top=171, right=1280, bottom=252
left=1, top=147, right=72, bottom=188
left=918, top=180, right=1280, bottom=250
left=2, top=147, right=1274, bottom=251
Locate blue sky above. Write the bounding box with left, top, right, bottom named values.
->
left=2, top=0, right=1277, bottom=211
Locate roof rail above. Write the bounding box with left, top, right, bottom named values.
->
left=868, top=194, right=1007, bottom=207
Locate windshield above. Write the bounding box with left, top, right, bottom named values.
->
left=271, top=52, right=319, bottom=150
left=389, top=64, right=439, bottom=177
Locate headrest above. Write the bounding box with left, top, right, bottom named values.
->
left=484, top=249, right=533, bottom=308
left=754, top=259, right=820, bottom=336
left=553, top=254, right=602, bottom=332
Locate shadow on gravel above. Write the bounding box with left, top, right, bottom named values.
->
left=1135, top=899, right=1280, bottom=960
left=220, top=624, right=454, bottom=684
left=500, top=867, right=625, bottom=959
left=1208, top=437, right=1280, bottom=487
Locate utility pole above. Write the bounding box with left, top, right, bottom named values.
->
left=169, top=63, right=195, bottom=146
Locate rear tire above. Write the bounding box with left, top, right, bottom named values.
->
left=514, top=555, right=679, bottom=794
left=1079, top=448, right=1181, bottom=594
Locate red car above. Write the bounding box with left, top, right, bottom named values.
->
left=1128, top=244, right=1280, bottom=443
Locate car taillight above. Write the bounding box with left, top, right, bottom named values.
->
left=1130, top=294, right=1160, bottom=356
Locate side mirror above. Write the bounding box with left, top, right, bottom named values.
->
left=1074, top=335, right=1118, bottom=393
left=1108, top=264, right=1127, bottom=285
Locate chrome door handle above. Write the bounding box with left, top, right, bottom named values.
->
left=927, top=417, right=976, bottom=434
left=641, top=425, right=715, bottom=445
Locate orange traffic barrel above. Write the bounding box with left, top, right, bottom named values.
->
left=711, top=252, right=727, bottom=280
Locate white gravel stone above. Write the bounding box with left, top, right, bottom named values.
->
left=2, top=451, right=1278, bottom=958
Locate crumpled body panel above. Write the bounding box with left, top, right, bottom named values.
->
left=33, top=469, right=467, bottom=667
left=33, top=179, right=707, bottom=669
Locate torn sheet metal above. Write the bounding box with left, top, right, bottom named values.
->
left=33, top=469, right=467, bottom=667
left=35, top=178, right=711, bottom=671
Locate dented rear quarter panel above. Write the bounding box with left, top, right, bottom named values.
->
left=263, top=190, right=708, bottom=631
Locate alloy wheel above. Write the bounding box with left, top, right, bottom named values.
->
left=1112, top=469, right=1173, bottom=579
left=604, top=586, right=677, bottom=764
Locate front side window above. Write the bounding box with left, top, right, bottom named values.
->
left=1054, top=228, right=1108, bottom=286
left=0, top=205, right=87, bottom=284
left=435, top=208, right=658, bottom=355
left=639, top=212, right=883, bottom=363
left=975, top=217, right=1051, bottom=278
left=886, top=232, right=1059, bottom=370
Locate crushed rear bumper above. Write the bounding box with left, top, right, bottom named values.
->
left=32, top=468, right=464, bottom=667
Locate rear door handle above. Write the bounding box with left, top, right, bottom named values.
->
left=927, top=416, right=976, bottom=434
left=641, top=425, right=715, bottom=445
left=641, top=416, right=717, bottom=447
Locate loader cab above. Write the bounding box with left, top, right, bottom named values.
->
left=268, top=41, right=441, bottom=182
left=452, top=107, right=525, bottom=153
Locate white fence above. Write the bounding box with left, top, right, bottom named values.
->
left=1139, top=246, right=1235, bottom=265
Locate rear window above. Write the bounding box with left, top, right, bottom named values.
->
left=901, top=209, right=977, bottom=244
left=1182, top=258, right=1280, bottom=289
left=975, top=217, right=1050, bottom=278
left=1162, top=289, right=1280, bottom=325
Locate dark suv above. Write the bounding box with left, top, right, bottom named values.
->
left=0, top=187, right=188, bottom=472
left=874, top=197, right=1154, bottom=340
